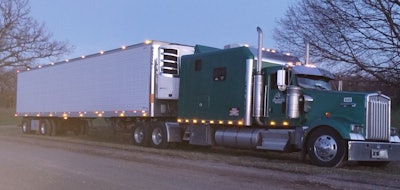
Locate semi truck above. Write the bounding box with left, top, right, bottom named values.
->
left=16, top=27, right=400, bottom=167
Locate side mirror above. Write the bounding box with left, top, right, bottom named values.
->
left=277, top=70, right=286, bottom=91
left=303, top=95, right=313, bottom=112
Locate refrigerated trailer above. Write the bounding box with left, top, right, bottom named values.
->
left=16, top=28, right=400, bottom=167
left=16, top=40, right=194, bottom=135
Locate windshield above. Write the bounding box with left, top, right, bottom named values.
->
left=297, top=75, right=333, bottom=90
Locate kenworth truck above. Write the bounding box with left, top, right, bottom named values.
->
left=16, top=28, right=400, bottom=167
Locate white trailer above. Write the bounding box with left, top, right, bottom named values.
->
left=16, top=40, right=194, bottom=136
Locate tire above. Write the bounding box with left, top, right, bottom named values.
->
left=131, top=122, right=149, bottom=146
left=150, top=124, right=169, bottom=149
left=21, top=119, right=31, bottom=134
left=39, top=119, right=51, bottom=136
left=307, top=127, right=346, bottom=167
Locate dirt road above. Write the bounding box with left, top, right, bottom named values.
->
left=0, top=125, right=399, bottom=190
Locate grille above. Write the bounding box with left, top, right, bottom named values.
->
left=365, top=93, right=391, bottom=141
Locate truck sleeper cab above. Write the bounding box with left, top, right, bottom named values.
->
left=177, top=42, right=400, bottom=167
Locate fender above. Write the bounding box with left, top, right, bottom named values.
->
left=307, top=116, right=358, bottom=140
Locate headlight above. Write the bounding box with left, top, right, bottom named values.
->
left=351, top=124, right=363, bottom=134
left=390, top=127, right=399, bottom=136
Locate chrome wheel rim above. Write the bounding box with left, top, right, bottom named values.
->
left=152, top=128, right=162, bottom=145
left=40, top=124, right=46, bottom=135
left=134, top=127, right=144, bottom=144
left=313, top=135, right=338, bottom=162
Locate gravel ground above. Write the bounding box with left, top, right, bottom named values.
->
left=1, top=125, right=399, bottom=190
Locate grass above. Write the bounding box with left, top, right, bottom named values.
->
left=0, top=107, right=19, bottom=125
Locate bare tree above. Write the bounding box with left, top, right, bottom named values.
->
left=274, top=0, right=400, bottom=86
left=0, top=0, right=72, bottom=69
left=0, top=68, right=16, bottom=107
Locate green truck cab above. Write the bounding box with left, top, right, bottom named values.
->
left=178, top=42, right=400, bottom=167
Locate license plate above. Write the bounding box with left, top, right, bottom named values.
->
left=371, top=149, right=388, bottom=159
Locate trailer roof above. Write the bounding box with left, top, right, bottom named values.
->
left=19, top=40, right=192, bottom=73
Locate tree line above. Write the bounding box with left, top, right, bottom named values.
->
left=0, top=0, right=399, bottom=108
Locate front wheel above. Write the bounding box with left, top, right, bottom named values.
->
left=307, top=127, right=346, bottom=167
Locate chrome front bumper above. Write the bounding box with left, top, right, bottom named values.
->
left=348, top=141, right=400, bottom=161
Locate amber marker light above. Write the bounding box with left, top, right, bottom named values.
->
left=325, top=112, right=331, bottom=118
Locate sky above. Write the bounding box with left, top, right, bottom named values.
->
left=29, top=0, right=294, bottom=60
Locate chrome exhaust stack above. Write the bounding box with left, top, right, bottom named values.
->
left=253, top=27, right=265, bottom=125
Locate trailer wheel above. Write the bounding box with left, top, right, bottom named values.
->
left=307, top=127, right=346, bottom=167
left=150, top=124, right=168, bottom=149
left=21, top=119, right=31, bottom=134
left=131, top=122, right=149, bottom=146
left=39, top=119, right=51, bottom=136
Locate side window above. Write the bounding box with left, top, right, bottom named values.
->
left=194, top=59, right=202, bottom=71
left=270, top=72, right=277, bottom=89
left=213, top=67, right=226, bottom=81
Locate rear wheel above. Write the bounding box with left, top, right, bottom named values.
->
left=39, top=119, right=51, bottom=136
left=131, top=122, right=149, bottom=146
left=150, top=124, right=168, bottom=149
left=307, top=127, right=346, bottom=167
left=21, top=119, right=31, bottom=134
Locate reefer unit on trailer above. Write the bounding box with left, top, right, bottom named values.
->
left=16, top=41, right=194, bottom=134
